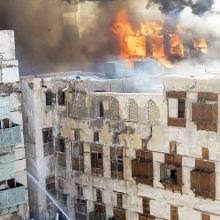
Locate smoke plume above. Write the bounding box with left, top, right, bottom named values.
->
left=0, top=0, right=220, bottom=75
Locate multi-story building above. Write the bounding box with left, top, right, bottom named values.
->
left=0, top=30, right=29, bottom=220
left=21, top=69, right=220, bottom=220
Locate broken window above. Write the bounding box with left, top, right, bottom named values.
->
left=132, top=150, right=153, bottom=186
left=111, top=147, right=123, bottom=179
left=167, top=91, right=186, bottom=127
left=202, top=214, right=210, bottom=220
left=128, top=98, right=138, bottom=121
left=55, top=137, right=65, bottom=153
left=43, top=128, right=54, bottom=156
left=74, top=129, right=80, bottom=142
left=169, top=141, right=177, bottom=154
left=143, top=198, right=150, bottom=215
left=46, top=90, right=55, bottom=106
left=46, top=176, right=56, bottom=196
left=99, top=102, right=104, bottom=118
left=76, top=184, right=83, bottom=197
left=192, top=92, right=218, bottom=132
left=113, top=132, right=119, bottom=145
left=117, top=193, right=123, bottom=208
left=96, top=189, right=102, bottom=203
left=58, top=90, right=65, bottom=106
left=170, top=205, right=178, bottom=220
left=91, top=144, right=103, bottom=176
left=191, top=159, right=215, bottom=200
left=202, top=148, right=209, bottom=160
left=160, top=154, right=182, bottom=193
left=94, top=131, right=99, bottom=143
left=71, top=141, right=84, bottom=172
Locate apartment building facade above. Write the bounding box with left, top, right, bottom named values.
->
left=21, top=71, right=220, bottom=220
left=0, top=30, right=29, bottom=220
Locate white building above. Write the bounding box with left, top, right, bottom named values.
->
left=0, top=30, right=29, bottom=220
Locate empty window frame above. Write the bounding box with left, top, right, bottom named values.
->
left=113, top=132, right=119, bottom=145
left=178, top=99, right=185, bottom=119
left=46, top=176, right=56, bottom=196
left=96, top=189, right=102, bottom=203
left=111, top=147, right=123, bottom=179
left=74, top=129, right=80, bottom=142
left=76, top=184, right=83, bottom=197
left=94, top=131, right=99, bottom=143
left=117, top=193, right=123, bottom=208
left=58, top=90, right=65, bottom=105
left=99, top=101, right=104, bottom=118
left=43, top=128, right=54, bottom=156
left=46, top=90, right=55, bottom=106
left=170, top=205, right=178, bottom=220
left=91, top=151, right=103, bottom=171
left=56, top=137, right=65, bottom=153
left=143, top=198, right=150, bottom=215
left=167, top=91, right=186, bottom=127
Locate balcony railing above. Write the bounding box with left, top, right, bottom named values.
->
left=0, top=185, right=26, bottom=210
left=0, top=153, right=15, bottom=180
left=0, top=126, right=21, bottom=153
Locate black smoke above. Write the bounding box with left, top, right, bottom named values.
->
left=147, top=0, right=214, bottom=15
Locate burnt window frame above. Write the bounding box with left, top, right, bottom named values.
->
left=55, top=137, right=65, bottom=153
left=45, top=90, right=56, bottom=106
left=45, top=176, right=56, bottom=196
left=74, top=129, right=80, bottom=142
left=58, top=90, right=66, bottom=106
left=42, top=128, right=54, bottom=157
left=99, top=101, right=104, bottom=118
left=110, top=147, right=124, bottom=180
left=91, top=145, right=103, bottom=176
left=143, top=197, right=150, bottom=215
left=94, top=131, right=100, bottom=143
left=113, top=132, right=120, bottom=145
left=96, top=189, right=102, bottom=203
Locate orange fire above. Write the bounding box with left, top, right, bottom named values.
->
left=193, top=38, right=208, bottom=54
left=112, top=10, right=207, bottom=68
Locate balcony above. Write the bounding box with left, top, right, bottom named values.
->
left=110, top=207, right=126, bottom=220
left=0, top=125, right=21, bottom=153
left=89, top=202, right=106, bottom=220
left=132, top=150, right=153, bottom=186
left=75, top=197, right=87, bottom=215
left=0, top=185, right=26, bottom=210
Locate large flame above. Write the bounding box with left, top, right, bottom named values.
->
left=112, top=10, right=208, bottom=68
